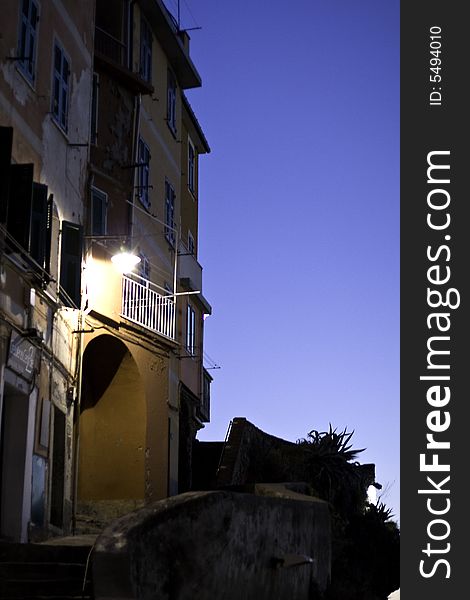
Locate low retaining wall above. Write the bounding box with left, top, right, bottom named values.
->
left=93, top=489, right=330, bottom=600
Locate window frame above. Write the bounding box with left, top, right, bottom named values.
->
left=90, top=72, right=99, bottom=145
left=186, top=303, right=196, bottom=355
left=167, top=69, right=177, bottom=135
left=90, top=186, right=107, bottom=236
left=51, top=40, right=71, bottom=133
left=164, top=179, right=176, bottom=246
left=187, top=230, right=195, bottom=256
left=187, top=137, right=196, bottom=195
left=137, top=137, right=151, bottom=209
left=17, top=0, right=39, bottom=84
left=138, top=252, right=150, bottom=281
left=140, top=16, right=152, bottom=83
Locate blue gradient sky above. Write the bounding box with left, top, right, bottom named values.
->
left=176, top=0, right=399, bottom=519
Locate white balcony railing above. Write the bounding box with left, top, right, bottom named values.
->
left=121, top=275, right=176, bottom=341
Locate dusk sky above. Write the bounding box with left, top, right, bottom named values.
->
left=172, top=0, right=400, bottom=519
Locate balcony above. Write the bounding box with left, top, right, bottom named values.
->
left=94, top=27, right=153, bottom=95
left=95, top=26, right=126, bottom=66
left=121, top=275, right=175, bottom=341
left=177, top=245, right=202, bottom=291
left=177, top=247, right=212, bottom=315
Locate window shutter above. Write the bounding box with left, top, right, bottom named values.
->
left=30, top=182, right=48, bottom=268
left=59, top=221, right=83, bottom=308
left=8, top=163, right=34, bottom=252
left=45, top=194, right=53, bottom=275
left=0, top=126, right=13, bottom=224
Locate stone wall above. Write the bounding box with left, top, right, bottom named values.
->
left=93, top=488, right=331, bottom=600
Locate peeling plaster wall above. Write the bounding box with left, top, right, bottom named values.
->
left=0, top=0, right=94, bottom=539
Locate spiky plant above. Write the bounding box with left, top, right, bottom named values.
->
left=297, top=425, right=367, bottom=516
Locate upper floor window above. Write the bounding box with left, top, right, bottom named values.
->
left=91, top=187, right=107, bottom=236
left=187, top=230, right=195, bottom=255
left=140, top=16, right=152, bottom=82
left=17, top=0, right=39, bottom=83
left=188, top=138, right=196, bottom=194
left=186, top=303, right=196, bottom=355
left=90, top=73, right=99, bottom=145
left=138, top=253, right=150, bottom=280
left=51, top=42, right=70, bottom=132
left=165, top=180, right=175, bottom=246
left=137, top=137, right=150, bottom=208
left=167, top=70, right=177, bottom=134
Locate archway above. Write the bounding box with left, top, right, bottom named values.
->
left=78, top=335, right=146, bottom=507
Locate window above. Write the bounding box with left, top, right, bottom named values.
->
left=188, top=138, right=196, bottom=194
left=137, top=137, right=150, bottom=208
left=90, top=73, right=99, bottom=144
left=186, top=304, right=196, bottom=355
left=59, top=221, right=83, bottom=308
left=140, top=17, right=152, bottom=82
left=138, top=253, right=150, bottom=280
left=187, top=231, right=195, bottom=255
left=17, top=0, right=39, bottom=83
left=91, top=187, right=107, bottom=236
left=165, top=180, right=175, bottom=246
left=167, top=70, right=177, bottom=134
left=201, top=369, right=212, bottom=422
left=51, top=42, right=70, bottom=132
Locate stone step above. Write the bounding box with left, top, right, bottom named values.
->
left=0, top=576, right=91, bottom=599
left=0, top=561, right=87, bottom=579
left=0, top=541, right=94, bottom=599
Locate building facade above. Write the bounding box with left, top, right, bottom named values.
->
left=0, top=0, right=211, bottom=541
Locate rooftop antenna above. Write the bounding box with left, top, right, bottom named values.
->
left=177, top=0, right=180, bottom=30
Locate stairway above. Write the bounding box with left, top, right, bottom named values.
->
left=0, top=539, right=94, bottom=599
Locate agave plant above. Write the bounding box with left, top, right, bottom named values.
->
left=297, top=425, right=365, bottom=462
left=297, top=425, right=368, bottom=516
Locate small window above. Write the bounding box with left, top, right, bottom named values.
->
left=187, top=231, right=195, bottom=255
left=188, top=138, right=196, bottom=194
left=165, top=180, right=175, bottom=246
left=186, top=303, right=196, bottom=355
left=140, top=17, right=152, bottom=82
left=17, top=0, right=39, bottom=83
left=138, top=253, right=150, bottom=280
left=167, top=70, right=177, bottom=134
left=51, top=41, right=70, bottom=132
left=91, top=187, right=107, bottom=236
left=90, top=73, right=99, bottom=144
left=137, top=137, right=150, bottom=208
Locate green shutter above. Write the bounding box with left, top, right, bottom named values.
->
left=30, top=182, right=48, bottom=268
left=59, top=221, right=83, bottom=308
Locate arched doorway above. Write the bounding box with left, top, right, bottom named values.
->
left=78, top=335, right=146, bottom=511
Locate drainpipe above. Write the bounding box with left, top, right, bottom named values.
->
left=71, top=306, right=85, bottom=534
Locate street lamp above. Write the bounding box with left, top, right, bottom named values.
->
left=110, top=248, right=141, bottom=274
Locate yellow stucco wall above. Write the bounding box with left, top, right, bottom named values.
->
left=78, top=328, right=174, bottom=503
left=78, top=348, right=146, bottom=500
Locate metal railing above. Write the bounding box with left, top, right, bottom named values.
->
left=95, top=26, right=127, bottom=67
left=121, top=275, right=176, bottom=341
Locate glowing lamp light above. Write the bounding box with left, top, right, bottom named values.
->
left=111, top=250, right=141, bottom=274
